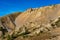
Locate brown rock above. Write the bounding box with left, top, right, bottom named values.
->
left=1, top=4, right=60, bottom=40
left=14, top=4, right=60, bottom=40
left=0, top=12, right=21, bottom=30
left=15, top=4, right=60, bottom=30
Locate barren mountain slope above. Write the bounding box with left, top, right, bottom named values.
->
left=15, top=4, right=60, bottom=30
left=0, top=4, right=60, bottom=40
left=14, top=4, right=60, bottom=40
left=0, top=12, right=21, bottom=30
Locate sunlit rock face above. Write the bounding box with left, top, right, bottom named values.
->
left=0, top=4, right=60, bottom=40
left=15, top=4, right=60, bottom=30
left=14, top=4, right=60, bottom=40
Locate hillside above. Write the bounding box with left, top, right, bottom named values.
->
left=0, top=12, right=21, bottom=31
left=0, top=4, right=60, bottom=40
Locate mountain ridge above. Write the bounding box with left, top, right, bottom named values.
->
left=0, top=4, right=60, bottom=40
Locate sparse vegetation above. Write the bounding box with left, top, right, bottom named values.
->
left=0, top=4, right=60, bottom=40
left=0, top=25, right=31, bottom=40
left=0, top=16, right=60, bottom=40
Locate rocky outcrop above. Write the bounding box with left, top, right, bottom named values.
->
left=0, top=12, right=21, bottom=30
left=15, top=4, right=60, bottom=29
left=0, top=4, right=60, bottom=40
left=14, top=4, right=60, bottom=40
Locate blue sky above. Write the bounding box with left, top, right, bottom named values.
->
left=0, top=0, right=60, bottom=16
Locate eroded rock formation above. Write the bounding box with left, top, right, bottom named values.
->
left=0, top=4, right=60, bottom=40
left=15, top=4, right=60, bottom=40
left=0, top=12, right=21, bottom=30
